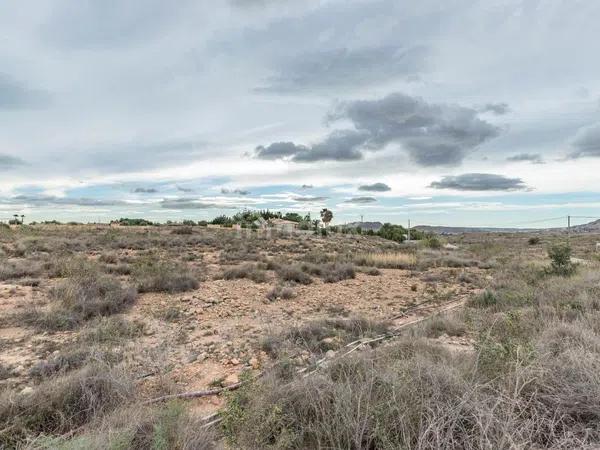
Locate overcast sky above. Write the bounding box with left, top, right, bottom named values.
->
left=1, top=0, right=600, bottom=227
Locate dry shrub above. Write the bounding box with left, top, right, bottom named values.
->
left=170, top=226, right=194, bottom=235
left=424, top=315, right=467, bottom=338
left=0, top=258, right=42, bottom=281
left=266, top=284, right=295, bottom=301
left=300, top=262, right=356, bottom=283
left=260, top=317, right=390, bottom=358
left=34, top=401, right=216, bottom=450
left=133, top=258, right=199, bottom=293
left=79, top=315, right=145, bottom=344
left=0, top=362, right=134, bottom=447
left=51, top=265, right=136, bottom=321
left=355, top=252, right=416, bottom=269
left=226, top=333, right=600, bottom=449
left=223, top=263, right=267, bottom=283
left=277, top=264, right=313, bottom=285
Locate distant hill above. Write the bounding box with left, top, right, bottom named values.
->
left=415, top=218, right=600, bottom=235
left=570, top=219, right=600, bottom=233
left=343, top=221, right=384, bottom=232
left=414, top=225, right=537, bottom=235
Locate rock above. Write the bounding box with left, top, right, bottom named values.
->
left=230, top=358, right=240, bottom=365
left=249, top=357, right=260, bottom=369
left=20, top=386, right=34, bottom=395
left=444, top=243, right=459, bottom=250
left=322, top=337, right=335, bottom=345
left=185, top=352, right=198, bottom=363
left=325, top=350, right=336, bottom=359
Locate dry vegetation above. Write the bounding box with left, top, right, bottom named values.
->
left=1, top=224, right=599, bottom=448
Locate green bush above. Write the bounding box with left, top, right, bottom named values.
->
left=547, top=242, right=575, bottom=276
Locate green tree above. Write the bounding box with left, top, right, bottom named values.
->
left=320, top=208, right=333, bottom=227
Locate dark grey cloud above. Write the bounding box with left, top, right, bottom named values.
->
left=176, top=185, right=194, bottom=193
left=330, top=93, right=501, bottom=167
left=221, top=188, right=250, bottom=195
left=291, top=195, right=328, bottom=202
left=569, top=123, right=600, bottom=158
left=343, top=196, right=377, bottom=204
left=255, top=93, right=500, bottom=167
left=134, top=187, right=158, bottom=193
left=429, top=173, right=528, bottom=191
left=506, top=153, right=544, bottom=164
left=255, top=131, right=366, bottom=163
left=0, top=74, right=49, bottom=110
left=257, top=45, right=427, bottom=93
left=160, top=198, right=236, bottom=209
left=255, top=142, right=305, bottom=160
left=292, top=130, right=367, bottom=162
left=0, top=154, right=26, bottom=170
left=358, top=182, right=391, bottom=192
left=480, top=102, right=510, bottom=115
left=301, top=184, right=313, bottom=189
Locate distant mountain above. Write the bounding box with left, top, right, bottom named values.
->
left=570, top=219, right=600, bottom=233
left=414, top=225, right=537, bottom=235
left=343, top=221, right=384, bottom=231
left=415, top=218, right=600, bottom=235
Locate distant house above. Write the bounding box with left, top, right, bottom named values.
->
left=269, top=218, right=299, bottom=232
left=253, top=217, right=268, bottom=230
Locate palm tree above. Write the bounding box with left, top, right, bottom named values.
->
left=20, top=215, right=25, bottom=224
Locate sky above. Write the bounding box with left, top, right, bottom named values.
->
left=1, top=0, right=600, bottom=227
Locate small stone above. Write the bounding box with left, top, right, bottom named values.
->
left=185, top=352, right=198, bottom=363
left=249, top=357, right=260, bottom=369
left=230, top=358, right=240, bottom=365
left=325, top=350, right=336, bottom=359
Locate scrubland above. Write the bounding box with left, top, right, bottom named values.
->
left=1, top=224, right=599, bottom=448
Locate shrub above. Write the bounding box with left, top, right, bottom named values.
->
left=0, top=362, right=134, bottom=447
left=322, top=263, right=355, bottom=283
left=528, top=236, right=541, bottom=245
left=223, top=263, right=267, bottom=283
left=424, top=316, right=467, bottom=338
left=277, top=264, right=313, bottom=285
left=0, top=259, right=42, bottom=281
left=377, top=223, right=407, bottom=243
left=171, top=226, right=193, bottom=235
left=467, top=289, right=498, bottom=308
left=547, top=242, right=575, bottom=276
left=423, top=234, right=442, bottom=249
left=50, top=267, right=137, bottom=321
left=79, top=316, right=144, bottom=344
left=261, top=317, right=390, bottom=358
left=133, top=258, right=199, bottom=293
left=266, top=285, right=295, bottom=301
left=355, top=252, right=416, bottom=269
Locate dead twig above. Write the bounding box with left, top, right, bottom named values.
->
left=141, top=382, right=243, bottom=405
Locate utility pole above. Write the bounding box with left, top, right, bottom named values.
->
left=360, top=214, right=363, bottom=223
left=407, top=219, right=411, bottom=242
left=567, top=215, right=571, bottom=237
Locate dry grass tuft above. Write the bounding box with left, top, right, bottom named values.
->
left=133, top=257, right=199, bottom=293
left=355, top=252, right=417, bottom=269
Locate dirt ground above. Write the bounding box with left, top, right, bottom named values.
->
left=0, top=226, right=494, bottom=417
